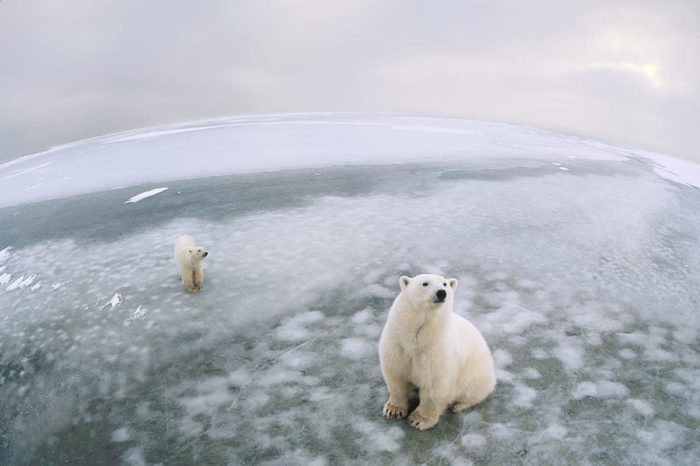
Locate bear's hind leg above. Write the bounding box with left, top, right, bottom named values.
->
left=449, top=397, right=479, bottom=413
left=450, top=381, right=495, bottom=413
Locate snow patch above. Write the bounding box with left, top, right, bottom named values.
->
left=572, top=380, right=630, bottom=400
left=228, top=370, right=251, bottom=388
left=636, top=420, right=689, bottom=451
left=6, top=274, right=36, bottom=291
left=178, top=377, right=236, bottom=420
left=460, top=433, right=487, bottom=450
left=280, top=351, right=317, bottom=370
left=640, top=151, right=700, bottom=189
left=626, top=398, right=655, bottom=416
left=125, top=305, right=147, bottom=325
left=339, top=337, right=372, bottom=360
left=489, top=423, right=514, bottom=439
left=521, top=367, right=541, bottom=379
left=123, top=447, right=146, bottom=466
left=354, top=420, right=404, bottom=453
left=100, top=293, right=123, bottom=310
left=512, top=384, right=537, bottom=408
left=124, top=187, right=168, bottom=204
left=543, top=423, right=568, bottom=440
left=493, top=349, right=514, bottom=383
left=359, top=283, right=395, bottom=299
left=493, top=348, right=513, bottom=369
left=275, top=311, right=324, bottom=342
left=555, top=340, right=584, bottom=372
left=111, top=427, right=130, bottom=442
left=618, top=348, right=636, bottom=359
left=481, top=304, right=547, bottom=335
left=350, top=308, right=374, bottom=324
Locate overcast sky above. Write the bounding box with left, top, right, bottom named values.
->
left=1, top=0, right=699, bottom=163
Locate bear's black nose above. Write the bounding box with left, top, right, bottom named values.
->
left=202, top=251, right=208, bottom=257
left=436, top=289, right=447, bottom=301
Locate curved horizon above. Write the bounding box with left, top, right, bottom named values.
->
left=1, top=113, right=698, bottom=209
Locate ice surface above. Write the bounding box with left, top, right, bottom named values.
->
left=0, top=115, right=698, bottom=464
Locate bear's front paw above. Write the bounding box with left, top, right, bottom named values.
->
left=407, top=411, right=438, bottom=430
left=186, top=284, right=199, bottom=292
left=383, top=401, right=408, bottom=419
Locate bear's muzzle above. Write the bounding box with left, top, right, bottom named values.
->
left=432, top=289, right=447, bottom=304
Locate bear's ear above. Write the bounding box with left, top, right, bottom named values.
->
left=448, top=278, right=458, bottom=291
left=399, top=276, right=410, bottom=291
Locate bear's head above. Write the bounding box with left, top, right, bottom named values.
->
left=399, top=274, right=458, bottom=310
left=185, top=246, right=208, bottom=266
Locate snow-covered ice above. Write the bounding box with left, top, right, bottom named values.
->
left=3, top=113, right=699, bottom=210
left=0, top=114, right=698, bottom=465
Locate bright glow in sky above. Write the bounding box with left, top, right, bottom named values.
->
left=589, top=62, right=663, bottom=88
left=0, top=0, right=698, bottom=163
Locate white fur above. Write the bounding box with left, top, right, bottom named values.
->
left=173, top=235, right=208, bottom=292
left=379, top=274, right=496, bottom=430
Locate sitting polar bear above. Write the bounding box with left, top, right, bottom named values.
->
left=379, top=274, right=496, bottom=430
left=174, top=235, right=208, bottom=292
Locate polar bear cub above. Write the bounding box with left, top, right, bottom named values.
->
left=379, top=274, right=496, bottom=430
left=174, top=235, right=208, bottom=292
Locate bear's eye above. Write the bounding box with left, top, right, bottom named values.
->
left=443, top=282, right=447, bottom=287
left=422, top=282, right=429, bottom=287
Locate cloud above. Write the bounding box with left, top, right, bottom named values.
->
left=0, top=0, right=698, bottom=163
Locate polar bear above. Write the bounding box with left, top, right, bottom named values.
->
left=174, top=235, right=208, bottom=292
left=379, top=274, right=496, bottom=430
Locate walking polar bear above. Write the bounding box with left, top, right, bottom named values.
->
left=174, top=235, right=208, bottom=292
left=379, top=274, right=496, bottom=430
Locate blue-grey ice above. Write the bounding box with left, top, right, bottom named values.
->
left=0, top=114, right=698, bottom=465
